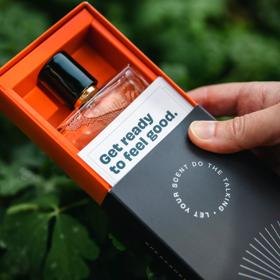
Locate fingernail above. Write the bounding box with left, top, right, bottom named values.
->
left=190, top=121, right=216, bottom=139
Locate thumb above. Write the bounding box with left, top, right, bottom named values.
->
left=188, top=104, right=280, bottom=153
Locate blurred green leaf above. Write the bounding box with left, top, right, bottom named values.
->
left=44, top=214, right=100, bottom=280
left=0, top=212, right=50, bottom=277
left=146, top=266, right=156, bottom=280
left=108, top=233, right=126, bottom=252
left=0, top=160, right=42, bottom=196
left=0, top=2, right=49, bottom=65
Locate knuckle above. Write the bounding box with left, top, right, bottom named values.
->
left=232, top=116, right=246, bottom=137
left=276, top=102, right=280, bottom=110
left=230, top=116, right=247, bottom=149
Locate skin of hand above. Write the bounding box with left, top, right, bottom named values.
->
left=187, top=82, right=280, bottom=175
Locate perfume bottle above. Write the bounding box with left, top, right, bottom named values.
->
left=39, top=52, right=148, bottom=150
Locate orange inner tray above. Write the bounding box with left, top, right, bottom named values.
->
left=0, top=2, right=195, bottom=204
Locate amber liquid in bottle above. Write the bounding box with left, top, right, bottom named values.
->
left=57, top=66, right=148, bottom=150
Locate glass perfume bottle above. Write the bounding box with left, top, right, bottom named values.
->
left=39, top=52, right=148, bottom=150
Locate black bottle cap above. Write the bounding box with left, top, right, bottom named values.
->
left=38, top=51, right=98, bottom=108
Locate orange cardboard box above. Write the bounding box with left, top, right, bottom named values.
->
left=0, top=2, right=195, bottom=204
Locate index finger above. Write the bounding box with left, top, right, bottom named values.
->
left=187, top=82, right=280, bottom=116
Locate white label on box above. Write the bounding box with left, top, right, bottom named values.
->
left=78, top=77, right=193, bottom=186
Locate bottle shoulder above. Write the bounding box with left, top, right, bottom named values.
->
left=57, top=65, right=148, bottom=134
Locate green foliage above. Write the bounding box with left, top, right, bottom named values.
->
left=0, top=160, right=40, bottom=195
left=128, top=0, right=280, bottom=88
left=0, top=0, right=279, bottom=279
left=44, top=214, right=99, bottom=280
left=0, top=145, right=162, bottom=280
left=108, top=233, right=126, bottom=252
left=1, top=212, right=50, bottom=277
left=0, top=143, right=102, bottom=280
left=0, top=1, right=49, bottom=65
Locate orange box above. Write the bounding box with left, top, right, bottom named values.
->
left=0, top=2, right=195, bottom=204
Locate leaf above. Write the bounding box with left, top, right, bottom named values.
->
left=1, top=212, right=50, bottom=277
left=108, top=233, right=126, bottom=252
left=83, top=201, right=109, bottom=243
left=0, top=2, right=48, bottom=66
left=0, top=160, right=42, bottom=196
left=42, top=175, right=77, bottom=193
left=0, top=273, right=13, bottom=280
left=146, top=266, right=156, bottom=280
left=32, top=194, right=60, bottom=210
left=11, top=143, right=46, bottom=168
left=44, top=214, right=99, bottom=280
left=6, top=203, right=39, bottom=215
left=6, top=193, right=58, bottom=215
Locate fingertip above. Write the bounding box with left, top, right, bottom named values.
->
left=187, top=121, right=213, bottom=150
left=187, top=87, right=208, bottom=104
left=187, top=121, right=239, bottom=154
left=187, top=122, right=197, bottom=143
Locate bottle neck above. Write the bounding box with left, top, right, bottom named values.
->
left=74, top=85, right=98, bottom=108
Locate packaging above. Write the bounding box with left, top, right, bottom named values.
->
left=0, top=3, right=279, bottom=279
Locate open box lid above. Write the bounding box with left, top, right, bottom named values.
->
left=0, top=2, right=195, bottom=204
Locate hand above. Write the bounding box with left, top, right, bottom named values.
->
left=187, top=82, right=280, bottom=174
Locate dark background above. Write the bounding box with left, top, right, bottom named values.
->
left=0, top=0, right=279, bottom=279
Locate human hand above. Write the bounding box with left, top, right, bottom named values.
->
left=187, top=82, right=280, bottom=174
